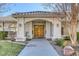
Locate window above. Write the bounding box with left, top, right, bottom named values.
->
left=9, top=23, right=16, bottom=31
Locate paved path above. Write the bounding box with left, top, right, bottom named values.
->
left=18, top=39, right=59, bottom=56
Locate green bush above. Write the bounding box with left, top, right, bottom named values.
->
left=55, top=38, right=64, bottom=47
left=77, top=32, right=79, bottom=41
left=54, top=32, right=79, bottom=47
left=0, top=31, right=8, bottom=40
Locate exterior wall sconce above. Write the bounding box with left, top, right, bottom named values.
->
left=19, top=24, right=22, bottom=27
left=57, top=24, right=59, bottom=27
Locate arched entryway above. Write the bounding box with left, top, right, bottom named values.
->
left=14, top=11, right=62, bottom=41
left=25, top=19, right=53, bottom=39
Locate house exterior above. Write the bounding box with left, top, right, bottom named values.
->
left=0, top=11, right=79, bottom=41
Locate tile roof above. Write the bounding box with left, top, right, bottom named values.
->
left=12, top=11, right=65, bottom=18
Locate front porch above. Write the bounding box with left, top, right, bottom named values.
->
left=15, top=17, right=62, bottom=41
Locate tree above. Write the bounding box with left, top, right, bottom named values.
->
left=42, top=3, right=78, bottom=47
left=70, top=4, right=78, bottom=47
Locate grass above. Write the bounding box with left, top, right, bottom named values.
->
left=0, top=40, right=25, bottom=56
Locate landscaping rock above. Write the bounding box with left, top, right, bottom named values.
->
left=63, top=46, right=75, bottom=56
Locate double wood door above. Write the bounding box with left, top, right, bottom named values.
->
left=33, top=25, right=44, bottom=38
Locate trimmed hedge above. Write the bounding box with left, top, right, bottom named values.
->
left=0, top=31, right=8, bottom=40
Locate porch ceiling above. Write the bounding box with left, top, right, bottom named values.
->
left=12, top=11, right=65, bottom=18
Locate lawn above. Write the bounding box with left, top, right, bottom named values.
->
left=0, top=40, right=25, bottom=56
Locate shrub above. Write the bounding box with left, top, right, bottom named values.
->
left=0, top=31, right=8, bottom=40
left=55, top=38, right=64, bottom=47
left=63, top=32, right=79, bottom=41
left=64, top=36, right=70, bottom=40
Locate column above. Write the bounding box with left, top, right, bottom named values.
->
left=52, top=19, right=61, bottom=40
left=15, top=18, right=26, bottom=41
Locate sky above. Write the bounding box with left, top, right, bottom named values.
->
left=0, top=3, right=51, bottom=16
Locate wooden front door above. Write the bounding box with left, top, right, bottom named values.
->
left=34, top=25, right=44, bottom=38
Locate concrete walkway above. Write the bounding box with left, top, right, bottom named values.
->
left=18, top=39, right=59, bottom=56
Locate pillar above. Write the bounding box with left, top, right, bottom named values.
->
left=52, top=19, right=61, bottom=40
left=15, top=18, right=26, bottom=41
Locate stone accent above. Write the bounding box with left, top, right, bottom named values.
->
left=63, top=46, right=75, bottom=56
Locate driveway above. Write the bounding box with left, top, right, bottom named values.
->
left=18, top=39, right=59, bottom=56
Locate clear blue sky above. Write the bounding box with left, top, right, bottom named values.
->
left=0, top=3, right=51, bottom=16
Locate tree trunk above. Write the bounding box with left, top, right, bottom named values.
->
left=71, top=22, right=77, bottom=47
left=70, top=3, right=78, bottom=47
